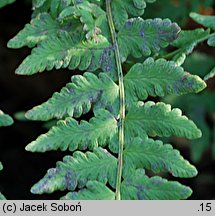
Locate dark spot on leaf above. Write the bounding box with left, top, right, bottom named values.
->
left=137, top=185, right=146, bottom=200
left=140, top=29, right=145, bottom=37
left=65, top=170, right=77, bottom=191
left=125, top=20, right=133, bottom=29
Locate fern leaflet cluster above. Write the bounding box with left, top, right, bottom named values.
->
left=8, top=0, right=207, bottom=200
left=161, top=11, right=215, bottom=162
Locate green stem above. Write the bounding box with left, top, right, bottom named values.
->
left=106, top=0, right=125, bottom=200
left=161, top=32, right=215, bottom=59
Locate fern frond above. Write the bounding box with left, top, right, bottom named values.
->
left=172, top=29, right=210, bottom=49
left=0, top=110, right=13, bottom=127
left=118, top=18, right=180, bottom=60
left=62, top=181, right=115, bottom=200
left=125, top=102, right=202, bottom=140
left=31, top=148, right=117, bottom=194
left=8, top=13, right=72, bottom=48
left=25, top=109, right=117, bottom=152
left=15, top=32, right=115, bottom=76
left=123, top=137, right=197, bottom=178
left=171, top=29, right=210, bottom=62
left=190, top=12, right=215, bottom=30
left=26, top=72, right=119, bottom=121
left=121, top=169, right=192, bottom=200
left=8, top=0, right=208, bottom=200
left=124, top=58, right=206, bottom=104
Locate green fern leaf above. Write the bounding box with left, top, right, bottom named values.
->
left=15, top=32, right=115, bottom=76
left=0, top=0, right=15, bottom=8
left=125, top=102, right=202, bottom=140
left=124, top=58, right=206, bottom=104
left=111, top=0, right=156, bottom=30
left=33, top=0, right=47, bottom=8
left=204, top=67, right=215, bottom=81
left=62, top=181, right=115, bottom=200
left=207, top=36, right=215, bottom=47
left=26, top=72, right=119, bottom=121
left=172, top=29, right=210, bottom=48
left=118, top=18, right=180, bottom=61
left=31, top=148, right=117, bottom=194
left=121, top=169, right=192, bottom=200
left=190, top=12, right=215, bottom=30
left=59, top=1, right=105, bottom=39
left=123, top=137, right=197, bottom=178
left=0, top=193, right=6, bottom=200
left=32, top=0, right=84, bottom=17
left=49, top=0, right=72, bottom=17
left=0, top=162, right=3, bottom=171
left=0, top=110, right=13, bottom=127
left=8, top=13, right=72, bottom=48
left=32, top=0, right=66, bottom=18
left=171, top=29, right=210, bottom=59
left=25, top=109, right=117, bottom=152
